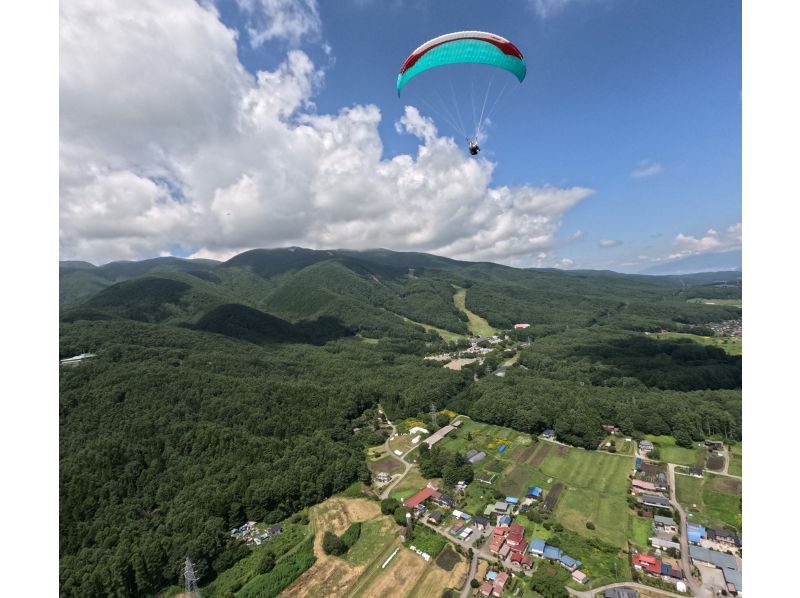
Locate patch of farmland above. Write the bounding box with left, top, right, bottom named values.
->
left=434, top=545, right=461, bottom=572
left=529, top=441, right=552, bottom=467
left=515, top=444, right=537, bottom=463
left=705, top=453, right=725, bottom=471
left=357, top=547, right=428, bottom=598
left=537, top=445, right=631, bottom=494
left=555, top=488, right=628, bottom=549
left=368, top=456, right=403, bottom=475
left=543, top=483, right=563, bottom=512
left=408, top=548, right=468, bottom=598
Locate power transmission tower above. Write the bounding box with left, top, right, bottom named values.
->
left=184, top=557, right=200, bottom=598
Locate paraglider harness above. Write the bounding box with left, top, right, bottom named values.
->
left=467, top=137, right=480, bottom=156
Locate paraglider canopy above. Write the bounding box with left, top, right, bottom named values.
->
left=397, top=31, right=526, bottom=97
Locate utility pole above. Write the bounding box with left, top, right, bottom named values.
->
left=183, top=557, right=200, bottom=598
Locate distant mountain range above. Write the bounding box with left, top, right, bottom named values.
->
left=638, top=249, right=742, bottom=276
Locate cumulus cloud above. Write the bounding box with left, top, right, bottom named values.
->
left=671, top=223, right=741, bottom=257
left=631, top=160, right=664, bottom=178
left=598, top=239, right=623, bottom=248
left=60, top=0, right=593, bottom=266
left=234, top=0, right=321, bottom=47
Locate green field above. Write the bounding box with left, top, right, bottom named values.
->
left=653, top=331, right=741, bottom=356
left=728, top=443, right=742, bottom=476
left=390, top=467, right=436, bottom=501
left=435, top=417, right=532, bottom=455
left=644, top=435, right=706, bottom=467
left=628, top=516, right=653, bottom=549
left=600, top=435, right=633, bottom=455
left=453, top=287, right=495, bottom=337
left=346, top=518, right=397, bottom=565
left=687, top=298, right=742, bottom=308
left=675, top=472, right=741, bottom=531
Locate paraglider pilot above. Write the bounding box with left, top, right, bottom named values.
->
left=468, top=139, right=480, bottom=155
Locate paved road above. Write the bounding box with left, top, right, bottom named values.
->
left=378, top=412, right=415, bottom=500
left=667, top=463, right=712, bottom=598
left=460, top=551, right=479, bottom=598
left=566, top=581, right=688, bottom=598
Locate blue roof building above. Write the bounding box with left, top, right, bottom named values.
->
left=543, top=545, right=562, bottom=560
left=486, top=571, right=497, bottom=581
left=498, top=514, right=512, bottom=526
left=635, top=457, right=642, bottom=470
left=527, top=486, right=543, bottom=498
left=687, top=523, right=706, bottom=544
left=505, top=496, right=520, bottom=504
left=559, top=554, right=581, bottom=570
left=529, top=539, right=546, bottom=555
left=498, top=444, right=507, bottom=453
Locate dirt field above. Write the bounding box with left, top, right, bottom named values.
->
left=368, top=456, right=403, bottom=474
left=516, top=444, right=536, bottom=463
left=280, top=498, right=386, bottom=598
left=530, top=441, right=552, bottom=467
left=407, top=550, right=468, bottom=598
left=361, top=548, right=427, bottom=598
left=708, top=476, right=742, bottom=494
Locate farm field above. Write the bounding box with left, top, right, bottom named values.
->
left=537, top=442, right=632, bottom=494
left=653, top=330, right=741, bottom=355
left=435, top=417, right=532, bottom=455
left=368, top=456, right=403, bottom=475
left=687, top=298, right=742, bottom=308
left=644, top=435, right=706, bottom=467
left=628, top=515, right=653, bottom=549
left=599, top=435, right=633, bottom=455
left=728, top=443, right=742, bottom=476
left=675, top=473, right=741, bottom=531
left=452, top=287, right=495, bottom=337
left=407, top=546, right=468, bottom=598
left=280, top=497, right=393, bottom=598
left=555, top=487, right=629, bottom=549
left=389, top=466, right=436, bottom=502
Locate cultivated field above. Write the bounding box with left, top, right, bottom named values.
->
left=628, top=515, right=653, bottom=549
left=280, top=498, right=395, bottom=598
left=653, top=330, right=742, bottom=355
left=728, top=443, right=742, bottom=476
left=675, top=473, right=741, bottom=531
left=407, top=546, right=468, bottom=598
left=368, top=456, right=403, bottom=475
left=644, top=435, right=706, bottom=467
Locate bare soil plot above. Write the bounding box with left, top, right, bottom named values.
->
left=705, top=453, right=725, bottom=471
left=368, top=456, right=403, bottom=475
left=408, top=550, right=468, bottom=598
left=360, top=548, right=427, bottom=598
left=529, top=441, right=551, bottom=467
left=280, top=498, right=385, bottom=598
left=543, top=483, right=563, bottom=512
left=434, top=545, right=460, bottom=572
left=555, top=445, right=568, bottom=457
left=515, top=444, right=536, bottom=463
left=708, top=476, right=741, bottom=495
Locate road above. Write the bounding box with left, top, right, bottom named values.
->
left=566, top=581, right=688, bottom=598
left=667, top=463, right=712, bottom=598
left=378, top=410, right=414, bottom=500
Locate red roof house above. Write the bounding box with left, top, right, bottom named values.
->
left=632, top=553, right=662, bottom=575
left=403, top=484, right=436, bottom=508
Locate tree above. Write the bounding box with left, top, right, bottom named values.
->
left=470, top=579, right=480, bottom=588
left=393, top=506, right=410, bottom=526
left=585, top=521, right=595, bottom=530
left=323, top=531, right=347, bottom=556
left=380, top=498, right=399, bottom=516
left=257, top=552, right=276, bottom=574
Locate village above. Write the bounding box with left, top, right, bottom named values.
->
left=361, top=406, right=743, bottom=598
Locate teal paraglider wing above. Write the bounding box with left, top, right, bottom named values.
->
left=397, top=31, right=526, bottom=96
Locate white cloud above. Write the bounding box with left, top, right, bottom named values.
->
left=60, top=0, right=593, bottom=266
left=673, top=223, right=741, bottom=255
left=598, top=239, right=623, bottom=248
left=631, top=160, right=664, bottom=178
left=529, top=0, right=587, bottom=18
left=567, top=229, right=585, bottom=241
left=234, top=0, right=321, bottom=47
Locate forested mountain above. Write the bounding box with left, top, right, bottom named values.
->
left=59, top=247, right=741, bottom=596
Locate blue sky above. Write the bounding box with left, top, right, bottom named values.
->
left=59, top=0, right=741, bottom=272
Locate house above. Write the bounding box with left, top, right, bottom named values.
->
left=704, top=440, right=724, bottom=450
left=511, top=552, right=533, bottom=568
left=631, top=479, right=658, bottom=494
left=603, top=589, right=639, bottom=598
left=653, top=515, right=678, bottom=533
left=450, top=522, right=464, bottom=535
left=603, top=424, right=621, bottom=434
left=514, top=323, right=530, bottom=329
left=468, top=451, right=487, bottom=464
left=707, top=528, right=741, bottom=549
left=498, top=544, right=512, bottom=559
left=542, top=429, right=557, bottom=440
left=459, top=527, right=474, bottom=540
left=473, top=515, right=489, bottom=530
left=505, top=530, right=525, bottom=549
left=375, top=471, right=391, bottom=483
left=404, top=485, right=437, bottom=508
left=488, top=535, right=505, bottom=553
left=452, top=509, right=472, bottom=521
left=558, top=554, right=581, bottom=572
left=639, top=440, right=655, bottom=454
left=543, top=545, right=562, bottom=561
left=432, top=491, right=455, bottom=509
left=527, top=486, right=543, bottom=499
left=454, top=481, right=468, bottom=492
left=497, top=514, right=512, bottom=527
left=650, top=537, right=680, bottom=550
left=689, top=546, right=741, bottom=594
left=478, top=581, right=493, bottom=597
left=428, top=511, right=443, bottom=524
left=686, top=523, right=706, bottom=544
left=639, top=495, right=670, bottom=509
left=492, top=572, right=509, bottom=597
left=505, top=496, right=520, bottom=505
left=529, top=539, right=546, bottom=556
left=494, top=501, right=511, bottom=514
left=688, top=467, right=703, bottom=478
left=571, top=570, right=588, bottom=584
left=631, top=553, right=661, bottom=575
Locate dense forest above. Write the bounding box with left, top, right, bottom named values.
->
left=59, top=247, right=741, bottom=596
